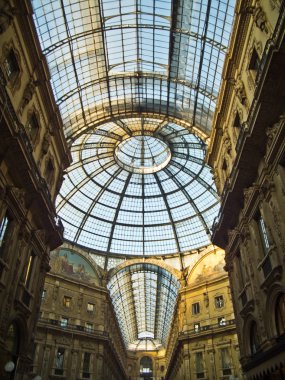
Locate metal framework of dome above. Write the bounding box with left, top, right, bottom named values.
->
left=31, top=0, right=236, bottom=351
left=55, top=118, right=219, bottom=255
left=107, top=263, right=180, bottom=351
left=32, top=0, right=235, bottom=257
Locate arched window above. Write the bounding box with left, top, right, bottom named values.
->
left=139, top=356, right=153, bottom=380
left=275, top=293, right=285, bottom=336
left=250, top=321, right=259, bottom=355
left=6, top=323, right=20, bottom=356
left=1, top=322, right=20, bottom=375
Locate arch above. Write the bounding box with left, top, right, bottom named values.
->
left=0, top=318, right=25, bottom=378
left=5, top=322, right=20, bottom=357
left=50, top=246, right=103, bottom=286
left=107, top=262, right=180, bottom=351
left=185, top=247, right=226, bottom=285
left=139, top=356, right=153, bottom=379
left=264, top=284, right=285, bottom=338
left=68, top=111, right=209, bottom=146
left=275, top=292, right=285, bottom=336
left=242, top=314, right=260, bottom=357
left=108, top=258, right=182, bottom=281
left=249, top=321, right=260, bottom=355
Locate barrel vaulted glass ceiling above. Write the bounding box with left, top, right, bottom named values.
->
left=107, top=263, right=180, bottom=351
left=32, top=0, right=235, bottom=257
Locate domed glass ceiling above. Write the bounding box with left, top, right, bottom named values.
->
left=31, top=0, right=235, bottom=256
left=56, top=118, right=219, bottom=255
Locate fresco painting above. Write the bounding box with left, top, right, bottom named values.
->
left=192, top=253, right=226, bottom=283
left=50, top=249, right=98, bottom=284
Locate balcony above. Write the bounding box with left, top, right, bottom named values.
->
left=37, top=317, right=109, bottom=338
left=179, top=319, right=236, bottom=339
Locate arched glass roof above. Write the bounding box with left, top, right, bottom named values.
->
left=31, top=0, right=235, bottom=257
left=31, top=0, right=236, bottom=353
left=32, top=0, right=235, bottom=141
left=56, top=118, right=219, bottom=255
left=107, top=263, right=180, bottom=350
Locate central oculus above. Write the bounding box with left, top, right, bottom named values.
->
left=115, top=136, right=171, bottom=174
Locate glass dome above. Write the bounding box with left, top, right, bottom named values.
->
left=115, top=136, right=171, bottom=174
left=56, top=118, right=219, bottom=255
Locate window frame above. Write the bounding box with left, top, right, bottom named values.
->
left=275, top=293, right=285, bottom=336
left=60, top=317, right=68, bottom=328
left=192, top=302, right=200, bottom=315
left=3, top=47, right=20, bottom=82
left=87, top=302, right=95, bottom=312
left=0, top=212, right=11, bottom=255
left=55, top=347, right=65, bottom=375
left=63, top=296, right=71, bottom=308
left=85, top=322, right=93, bottom=333
left=26, top=112, right=40, bottom=145
left=215, top=295, right=224, bottom=309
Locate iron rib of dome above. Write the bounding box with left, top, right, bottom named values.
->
left=31, top=0, right=236, bottom=255
left=55, top=119, right=219, bottom=255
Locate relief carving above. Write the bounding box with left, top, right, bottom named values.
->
left=11, top=187, right=26, bottom=209
left=234, top=76, right=247, bottom=107
left=223, top=132, right=232, bottom=155
left=18, top=79, right=39, bottom=115
left=41, top=131, right=51, bottom=158
left=253, top=3, right=269, bottom=34
left=55, top=336, right=71, bottom=345
left=0, top=0, right=16, bottom=34
left=270, top=202, right=285, bottom=251
left=266, top=122, right=280, bottom=151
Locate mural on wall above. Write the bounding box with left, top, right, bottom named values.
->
left=50, top=249, right=98, bottom=284
left=191, top=251, right=226, bottom=283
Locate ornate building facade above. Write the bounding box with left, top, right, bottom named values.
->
left=0, top=0, right=70, bottom=378
left=31, top=245, right=240, bottom=380
left=208, top=0, right=285, bottom=378
left=165, top=248, right=241, bottom=380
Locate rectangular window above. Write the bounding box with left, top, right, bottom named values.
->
left=87, top=303, right=94, bottom=312
left=220, top=347, right=232, bottom=375
left=249, top=47, right=260, bottom=72
left=63, top=296, right=71, bottom=308
left=0, top=213, right=11, bottom=254
left=24, top=252, right=36, bottom=289
left=194, top=323, right=200, bottom=333
left=195, top=352, right=204, bottom=378
left=85, top=322, right=93, bottom=333
left=192, top=302, right=200, bottom=315
left=215, top=295, right=224, bottom=309
left=233, top=113, right=242, bottom=129
left=27, top=113, right=39, bottom=143
left=41, top=289, right=47, bottom=300
left=237, top=251, right=245, bottom=287
left=45, top=159, right=54, bottom=185
left=55, top=347, right=65, bottom=375
left=82, top=352, right=91, bottom=378
left=4, top=49, right=20, bottom=79
left=258, top=215, right=271, bottom=254
left=60, top=318, right=68, bottom=328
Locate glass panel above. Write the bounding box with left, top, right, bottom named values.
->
left=107, top=263, right=180, bottom=350
left=31, top=0, right=235, bottom=138
left=56, top=119, right=219, bottom=255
